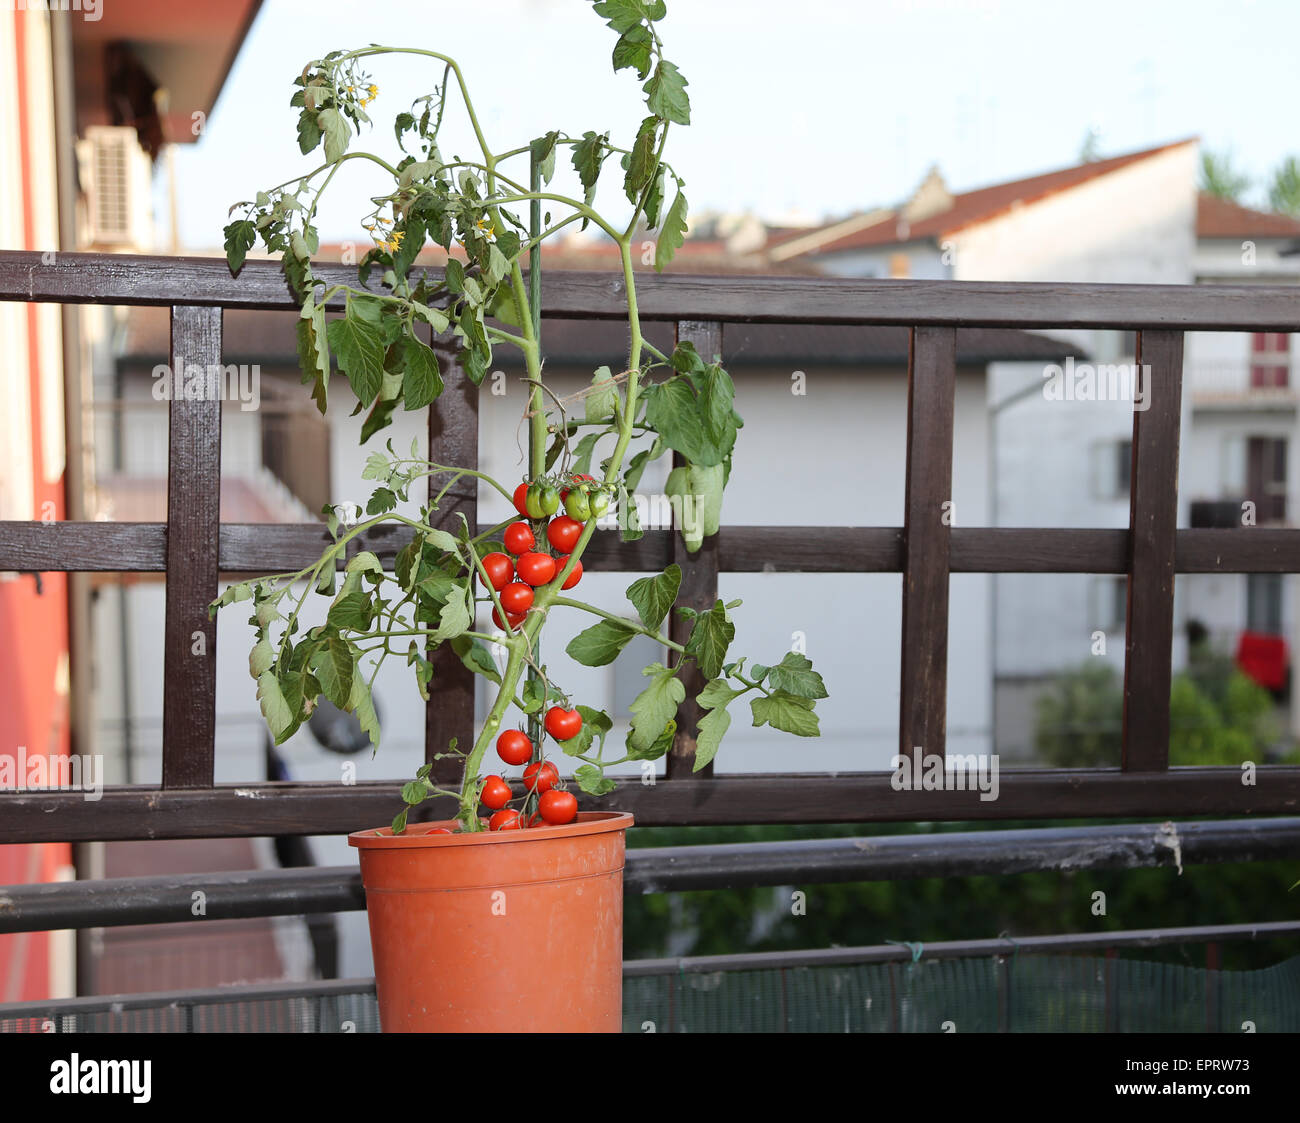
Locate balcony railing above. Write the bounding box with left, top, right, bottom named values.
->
left=2, top=251, right=1300, bottom=840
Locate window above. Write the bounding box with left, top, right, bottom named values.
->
left=1247, top=573, right=1283, bottom=635
left=1250, top=332, right=1291, bottom=389
left=612, top=630, right=670, bottom=718
left=1246, top=436, right=1287, bottom=524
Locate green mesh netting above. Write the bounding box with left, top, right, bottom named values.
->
left=3, top=955, right=1296, bottom=1032
left=622, top=954, right=1300, bottom=1033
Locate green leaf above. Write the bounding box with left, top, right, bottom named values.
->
left=694, top=704, right=731, bottom=771
left=685, top=600, right=734, bottom=680
left=626, top=564, right=680, bottom=631
left=622, top=437, right=665, bottom=493
left=249, top=636, right=275, bottom=679
left=317, top=107, right=350, bottom=162
left=752, top=691, right=821, bottom=737
left=256, top=669, right=297, bottom=743
left=644, top=60, right=690, bottom=125
left=571, top=432, right=601, bottom=476
left=626, top=717, right=675, bottom=761
left=529, top=130, right=559, bottom=184
left=593, top=0, right=650, bottom=33
left=310, top=637, right=356, bottom=708
left=366, top=487, right=397, bottom=515
left=328, top=591, right=372, bottom=631
left=766, top=652, right=829, bottom=700
left=451, top=633, right=501, bottom=685
left=697, top=678, right=745, bottom=710
left=571, top=130, right=608, bottom=222
left=668, top=340, right=704, bottom=373
left=624, top=115, right=659, bottom=204
left=573, top=764, right=616, bottom=797
left=699, top=364, right=740, bottom=460
left=644, top=378, right=712, bottom=465
left=296, top=109, right=322, bottom=155
left=349, top=675, right=381, bottom=749
left=346, top=550, right=384, bottom=576
left=295, top=299, right=330, bottom=413
left=644, top=167, right=666, bottom=229
left=559, top=706, right=613, bottom=759
left=627, top=662, right=685, bottom=754
left=566, top=618, right=639, bottom=667
left=585, top=365, right=619, bottom=423
left=223, top=220, right=256, bottom=275
left=430, top=584, right=472, bottom=642
left=327, top=299, right=387, bottom=406
left=400, top=334, right=444, bottom=410
left=655, top=188, right=688, bottom=271
left=391, top=808, right=409, bottom=834
left=612, top=25, right=654, bottom=78
left=401, top=780, right=429, bottom=806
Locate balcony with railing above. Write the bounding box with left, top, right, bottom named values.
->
left=1, top=251, right=1299, bottom=1033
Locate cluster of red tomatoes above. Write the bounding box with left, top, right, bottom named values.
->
left=480, top=707, right=584, bottom=829
left=479, top=475, right=606, bottom=631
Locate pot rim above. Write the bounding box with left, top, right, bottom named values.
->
left=348, top=809, right=633, bottom=849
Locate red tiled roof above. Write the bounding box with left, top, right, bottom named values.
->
left=794, top=139, right=1199, bottom=256
left=1196, top=193, right=1300, bottom=239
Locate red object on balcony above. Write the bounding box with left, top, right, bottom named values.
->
left=1235, top=631, right=1289, bottom=691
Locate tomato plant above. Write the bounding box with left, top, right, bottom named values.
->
left=215, top=1, right=828, bottom=837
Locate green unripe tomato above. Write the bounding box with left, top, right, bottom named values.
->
left=538, top=485, right=561, bottom=517
left=587, top=487, right=611, bottom=518
left=524, top=483, right=547, bottom=520
left=563, top=489, right=592, bottom=521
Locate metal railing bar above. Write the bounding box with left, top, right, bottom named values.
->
left=2, top=817, right=1297, bottom=934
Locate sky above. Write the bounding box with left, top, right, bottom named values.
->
left=170, top=0, right=1300, bottom=251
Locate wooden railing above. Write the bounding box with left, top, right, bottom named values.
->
left=2, top=250, right=1300, bottom=841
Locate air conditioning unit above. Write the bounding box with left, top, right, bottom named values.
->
left=77, top=126, right=153, bottom=250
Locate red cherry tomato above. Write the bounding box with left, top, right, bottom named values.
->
left=489, top=808, right=522, bottom=831
left=516, top=551, right=558, bottom=587
left=480, top=775, right=512, bottom=810
left=499, top=581, right=534, bottom=614
left=539, top=789, right=578, bottom=825
left=429, top=827, right=454, bottom=835
left=547, top=516, right=584, bottom=553
left=491, top=607, right=527, bottom=632
left=544, top=706, right=583, bottom=742
left=496, top=729, right=533, bottom=766
left=558, top=556, right=583, bottom=590
left=512, top=482, right=531, bottom=518
left=503, top=522, right=535, bottom=556
left=479, top=552, right=513, bottom=591
left=522, top=760, right=559, bottom=795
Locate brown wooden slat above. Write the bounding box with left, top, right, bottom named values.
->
left=667, top=321, right=724, bottom=778
left=425, top=347, right=478, bottom=780
left=1122, top=330, right=1185, bottom=772
left=899, top=327, right=957, bottom=766
left=161, top=305, right=223, bottom=789
left=0, top=767, right=1297, bottom=841
left=14, top=522, right=1300, bottom=577
left=5, top=250, right=1300, bottom=330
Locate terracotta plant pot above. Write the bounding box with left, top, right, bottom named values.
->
left=349, top=810, right=633, bottom=1032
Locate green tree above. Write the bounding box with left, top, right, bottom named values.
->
left=1200, top=149, right=1251, bottom=202
left=1267, top=156, right=1300, bottom=217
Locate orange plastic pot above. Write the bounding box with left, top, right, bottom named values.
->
left=349, top=810, right=633, bottom=1032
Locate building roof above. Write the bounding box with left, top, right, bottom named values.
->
left=121, top=304, right=1084, bottom=370
left=783, top=139, right=1199, bottom=258
left=1196, top=193, right=1300, bottom=239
